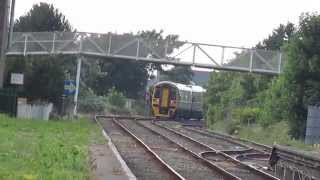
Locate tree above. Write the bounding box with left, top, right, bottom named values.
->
left=92, top=59, right=150, bottom=98
left=204, top=23, right=295, bottom=129
left=14, top=3, right=72, bottom=32
left=6, top=3, right=74, bottom=108
left=256, top=22, right=295, bottom=50
left=278, top=13, right=320, bottom=138
left=160, top=66, right=194, bottom=84
left=90, top=30, right=186, bottom=98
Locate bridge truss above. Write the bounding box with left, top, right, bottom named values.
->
left=6, top=32, right=284, bottom=75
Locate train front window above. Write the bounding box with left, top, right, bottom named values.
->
left=154, top=87, right=160, bottom=98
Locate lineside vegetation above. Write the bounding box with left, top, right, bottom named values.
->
left=204, top=13, right=320, bottom=146
left=0, top=114, right=105, bottom=179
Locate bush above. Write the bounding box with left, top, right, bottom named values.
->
left=226, top=118, right=241, bottom=135
left=206, top=105, right=224, bottom=126
left=78, top=96, right=106, bottom=113
left=106, top=87, right=126, bottom=108
left=232, top=107, right=261, bottom=125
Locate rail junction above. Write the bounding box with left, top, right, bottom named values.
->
left=94, top=115, right=320, bottom=180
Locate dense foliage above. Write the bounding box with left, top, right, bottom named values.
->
left=205, top=14, right=320, bottom=140
left=6, top=3, right=192, bottom=113
left=6, top=3, right=75, bottom=108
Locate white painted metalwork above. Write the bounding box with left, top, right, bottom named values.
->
left=73, top=56, right=82, bottom=116
left=6, top=32, right=285, bottom=74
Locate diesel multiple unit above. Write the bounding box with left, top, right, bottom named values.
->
left=150, top=81, right=206, bottom=119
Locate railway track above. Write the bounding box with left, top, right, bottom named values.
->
left=156, top=121, right=272, bottom=171
left=96, top=115, right=320, bottom=180
left=139, top=120, right=278, bottom=180
left=185, top=126, right=272, bottom=153
left=270, top=145, right=320, bottom=179
left=116, top=118, right=240, bottom=180
left=96, top=116, right=184, bottom=180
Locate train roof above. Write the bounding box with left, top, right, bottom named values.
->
left=154, top=81, right=206, bottom=93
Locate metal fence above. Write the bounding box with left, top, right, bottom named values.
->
left=6, top=32, right=285, bottom=74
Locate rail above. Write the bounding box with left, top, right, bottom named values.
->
left=95, top=115, right=185, bottom=180
left=152, top=122, right=279, bottom=180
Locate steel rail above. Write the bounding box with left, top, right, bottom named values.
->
left=104, top=117, right=186, bottom=180
left=95, top=114, right=154, bottom=121
left=152, top=122, right=279, bottom=180
left=122, top=119, right=242, bottom=180
left=185, top=127, right=272, bottom=153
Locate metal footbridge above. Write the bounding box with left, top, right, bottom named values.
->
left=6, top=32, right=284, bottom=75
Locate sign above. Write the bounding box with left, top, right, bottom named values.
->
left=64, top=80, right=76, bottom=95
left=10, top=73, right=24, bottom=85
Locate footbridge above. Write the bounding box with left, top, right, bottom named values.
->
left=6, top=32, right=284, bottom=75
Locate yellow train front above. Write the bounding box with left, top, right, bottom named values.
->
left=150, top=81, right=206, bottom=120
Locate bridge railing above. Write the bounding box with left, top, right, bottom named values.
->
left=7, top=32, right=285, bottom=74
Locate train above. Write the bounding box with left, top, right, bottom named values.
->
left=149, top=81, right=206, bottom=120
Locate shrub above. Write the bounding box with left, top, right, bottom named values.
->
left=206, top=105, right=224, bottom=126
left=78, top=96, right=106, bottom=113
left=106, top=87, right=126, bottom=108
left=225, top=118, right=241, bottom=135
left=232, top=107, right=261, bottom=125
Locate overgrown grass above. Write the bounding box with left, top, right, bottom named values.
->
left=0, top=114, right=105, bottom=180
left=209, top=120, right=319, bottom=152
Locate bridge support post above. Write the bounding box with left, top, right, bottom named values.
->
left=73, top=56, right=82, bottom=117
left=0, top=0, right=10, bottom=88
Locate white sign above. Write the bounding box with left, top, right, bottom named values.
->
left=11, top=73, right=24, bottom=85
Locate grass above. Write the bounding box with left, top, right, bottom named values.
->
left=0, top=114, right=105, bottom=180
left=209, top=120, right=319, bottom=152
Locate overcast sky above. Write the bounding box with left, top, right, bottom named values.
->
left=14, top=0, right=319, bottom=48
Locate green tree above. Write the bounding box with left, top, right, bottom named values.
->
left=279, top=13, right=320, bottom=138
left=14, top=3, right=72, bottom=32
left=204, top=23, right=295, bottom=129
left=92, top=59, right=150, bottom=98
left=91, top=30, right=185, bottom=98
left=160, top=66, right=194, bottom=84
left=6, top=3, right=74, bottom=108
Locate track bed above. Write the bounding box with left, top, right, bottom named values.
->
left=99, top=118, right=180, bottom=180
left=118, top=119, right=234, bottom=180
left=141, top=120, right=277, bottom=180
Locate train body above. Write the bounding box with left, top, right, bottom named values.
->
left=150, top=81, right=206, bottom=119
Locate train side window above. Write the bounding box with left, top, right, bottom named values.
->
left=179, top=91, right=185, bottom=102
left=154, top=87, right=160, bottom=98
left=170, top=89, right=177, bottom=100
left=192, top=92, right=201, bottom=102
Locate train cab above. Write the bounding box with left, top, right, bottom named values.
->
left=152, top=83, right=178, bottom=118
left=150, top=81, right=206, bottom=120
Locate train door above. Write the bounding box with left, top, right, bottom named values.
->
left=159, top=86, right=170, bottom=116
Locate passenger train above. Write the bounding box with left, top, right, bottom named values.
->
left=150, top=81, right=206, bottom=120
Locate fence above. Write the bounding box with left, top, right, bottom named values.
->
left=17, top=98, right=53, bottom=120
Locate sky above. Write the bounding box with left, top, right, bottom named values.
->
left=14, top=0, right=320, bottom=48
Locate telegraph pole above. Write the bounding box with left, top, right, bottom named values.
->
left=0, top=0, right=11, bottom=88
